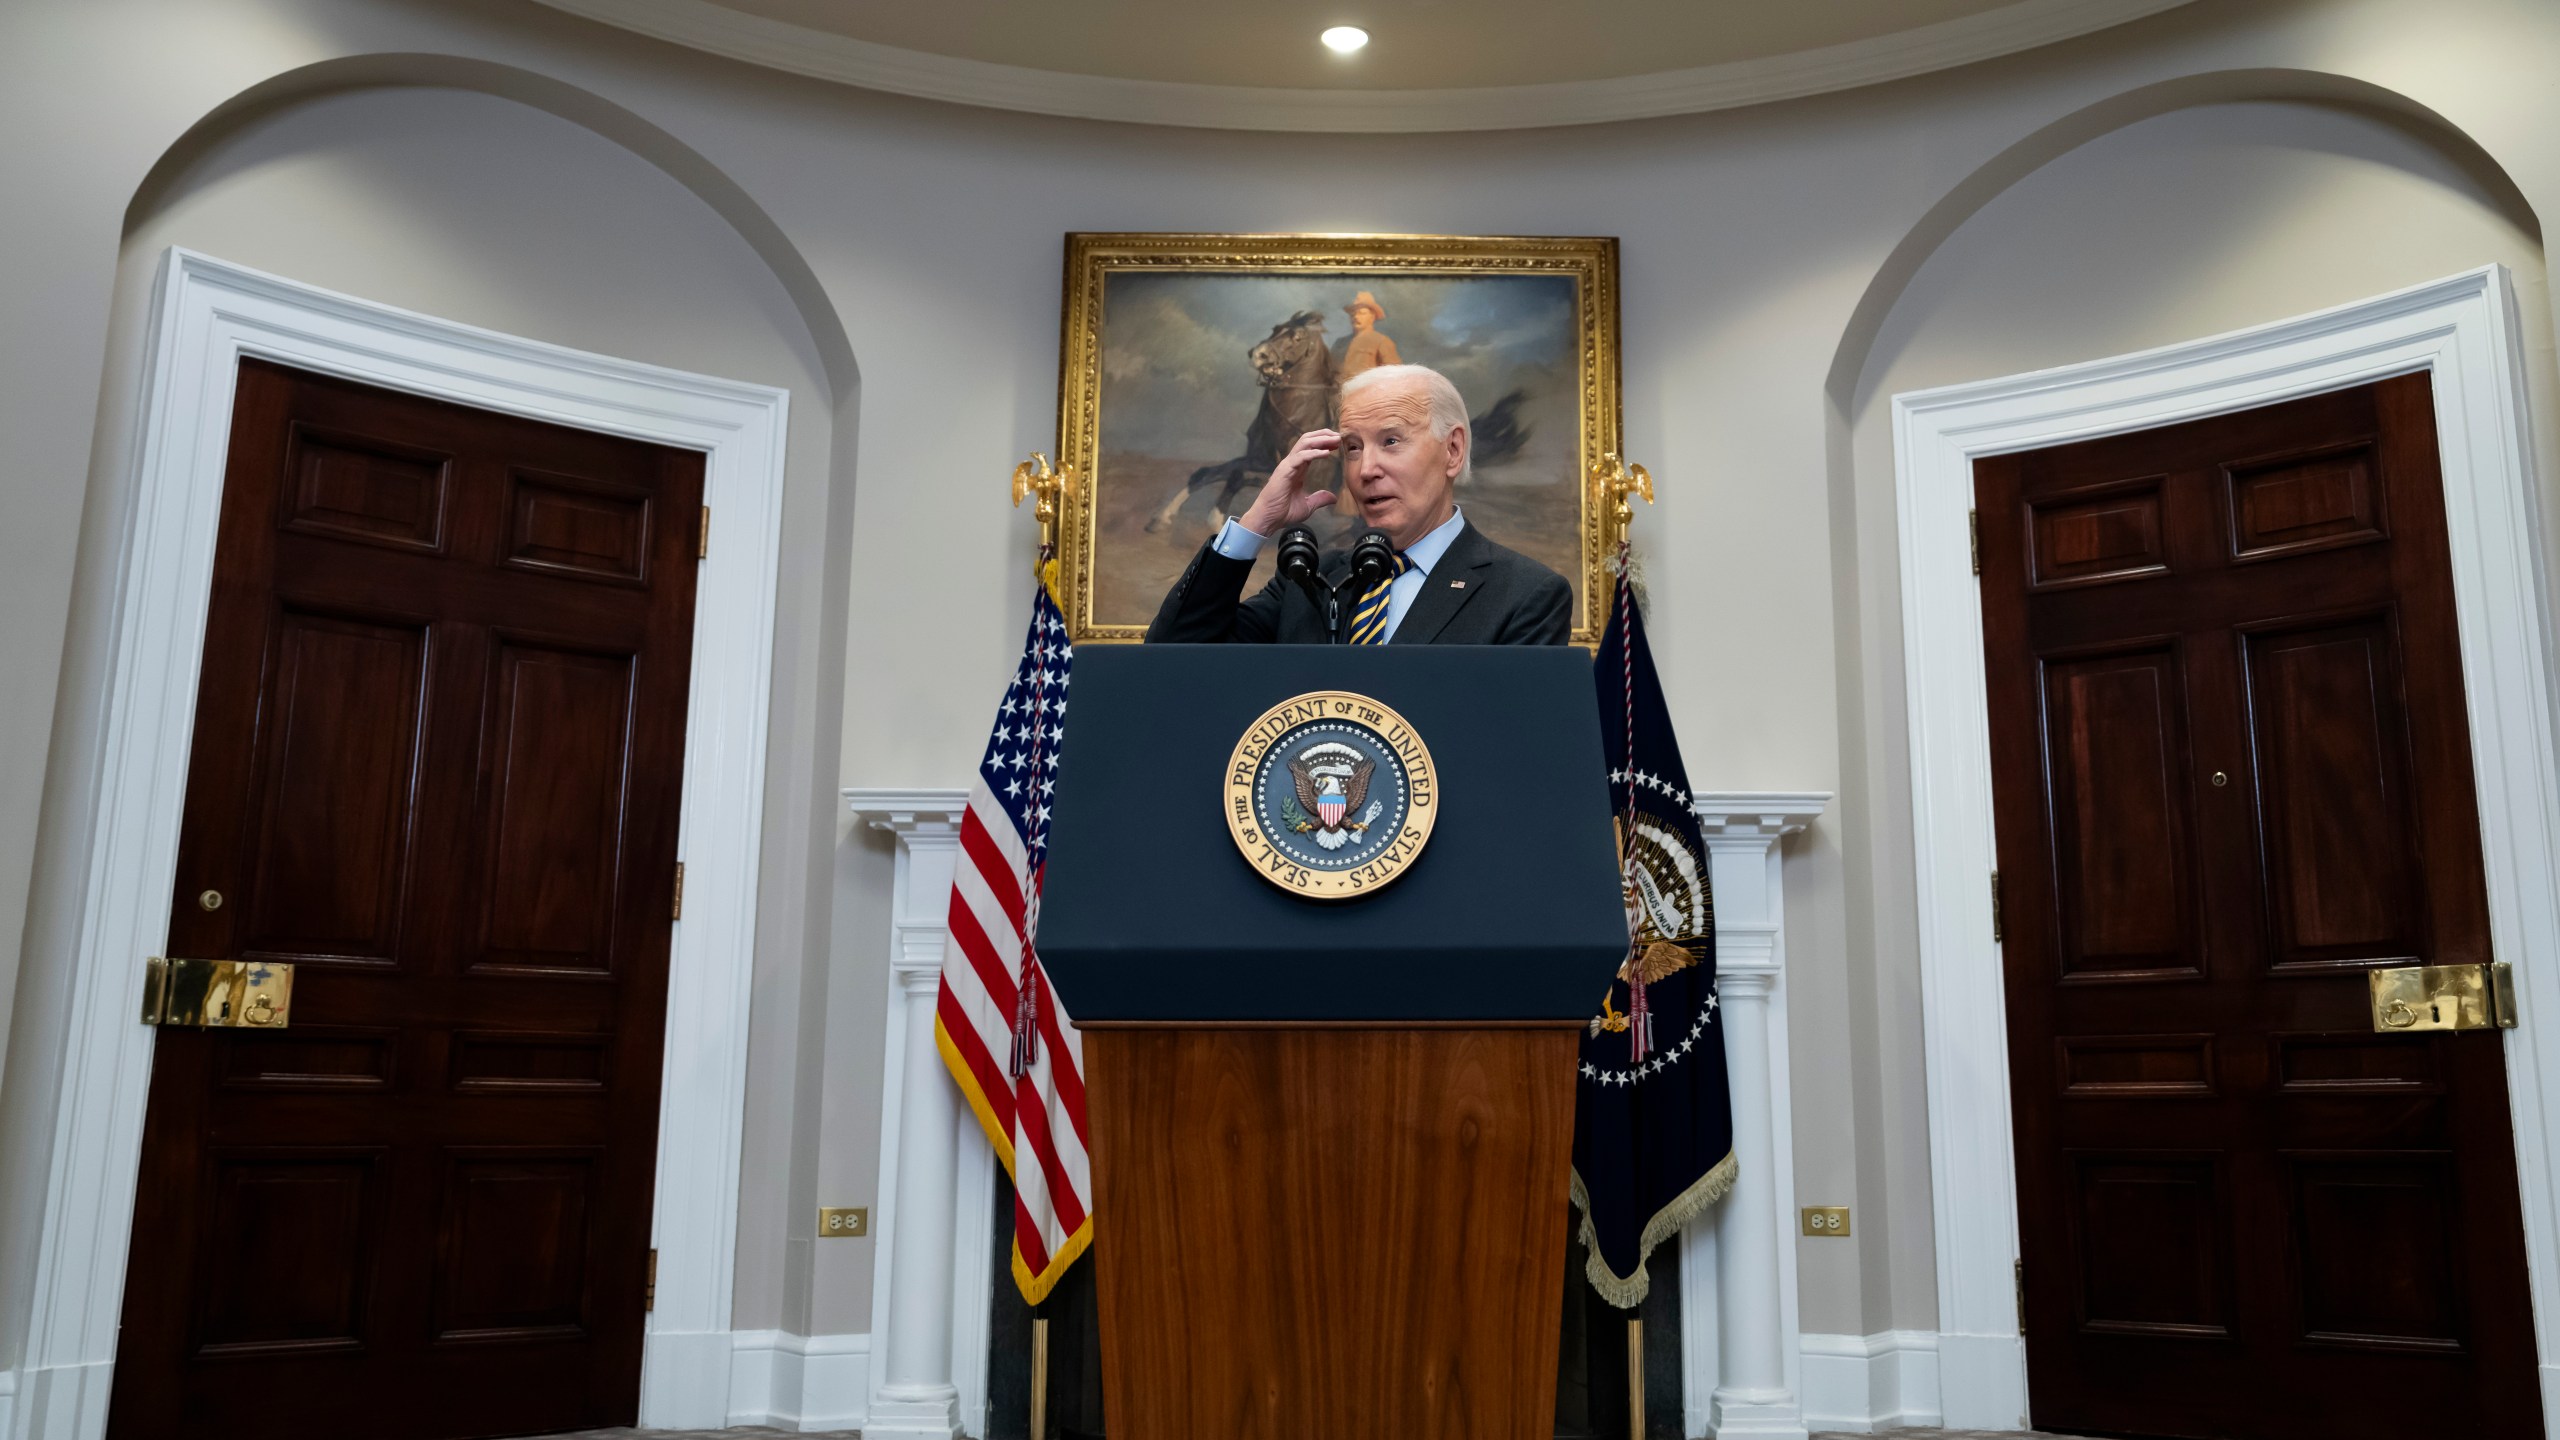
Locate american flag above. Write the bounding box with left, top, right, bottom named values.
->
left=932, top=584, right=1092, bottom=1303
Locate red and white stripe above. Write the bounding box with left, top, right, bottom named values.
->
left=933, top=781, right=1093, bottom=1301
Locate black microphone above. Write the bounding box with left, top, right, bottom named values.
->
left=1347, top=530, right=1397, bottom=598
left=1333, top=530, right=1398, bottom=644
left=1277, top=525, right=1323, bottom=598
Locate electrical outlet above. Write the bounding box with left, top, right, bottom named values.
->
left=818, top=1206, right=869, bottom=1238
left=1801, top=1206, right=1851, bottom=1237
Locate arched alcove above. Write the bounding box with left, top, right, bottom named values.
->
left=1812, top=71, right=2552, bottom=1349
left=1825, top=69, right=2541, bottom=409
left=122, top=53, right=858, bottom=403
left=75, top=66, right=873, bottom=1344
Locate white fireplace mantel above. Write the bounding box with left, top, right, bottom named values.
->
left=841, top=784, right=1827, bottom=1438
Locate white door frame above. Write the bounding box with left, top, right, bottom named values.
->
left=7, top=248, right=788, bottom=1438
left=1893, top=265, right=2560, bottom=1431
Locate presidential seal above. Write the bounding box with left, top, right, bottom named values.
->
left=1620, top=812, right=1712, bottom=948
left=1224, top=690, right=1437, bottom=899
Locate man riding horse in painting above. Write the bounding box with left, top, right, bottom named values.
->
left=1142, top=291, right=1530, bottom=539
left=1338, top=291, right=1401, bottom=378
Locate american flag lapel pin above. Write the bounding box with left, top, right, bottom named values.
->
left=1450, top=579, right=1467, bottom=589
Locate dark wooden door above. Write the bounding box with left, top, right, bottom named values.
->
left=108, top=360, right=704, bottom=1440
left=1978, top=374, right=2543, bottom=1438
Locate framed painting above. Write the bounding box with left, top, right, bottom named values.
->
left=1052, top=233, right=1622, bottom=646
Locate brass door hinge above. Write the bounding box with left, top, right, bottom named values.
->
left=1970, top=509, right=1981, bottom=576
left=2015, top=1258, right=2025, bottom=1331
left=698, top=505, right=711, bottom=560
left=1990, top=870, right=2003, bottom=943
left=672, top=861, right=686, bottom=922
left=141, top=957, right=293, bottom=1028
left=2370, top=961, right=2517, bottom=1032
left=646, top=1248, right=657, bottom=1312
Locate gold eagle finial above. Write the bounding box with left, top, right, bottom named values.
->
left=1590, top=452, right=1655, bottom=553
left=1010, top=451, right=1078, bottom=554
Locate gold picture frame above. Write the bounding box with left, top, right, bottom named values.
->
left=1053, top=232, right=1622, bottom=646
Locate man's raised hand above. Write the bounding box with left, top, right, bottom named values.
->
left=1238, top=429, right=1344, bottom=537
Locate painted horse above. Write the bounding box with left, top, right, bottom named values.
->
left=1147, top=310, right=1340, bottom=534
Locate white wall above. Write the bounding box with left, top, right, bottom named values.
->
left=0, top=0, right=2554, bottom=1368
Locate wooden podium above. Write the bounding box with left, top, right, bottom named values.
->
left=1080, top=1026, right=1578, bottom=1439
left=1040, top=647, right=1626, bottom=1440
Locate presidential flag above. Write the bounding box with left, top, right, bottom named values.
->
left=933, top=583, right=1092, bottom=1303
left=1570, top=560, right=1737, bottom=1306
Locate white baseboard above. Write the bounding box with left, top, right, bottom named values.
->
left=641, top=1328, right=734, bottom=1428
left=729, top=1330, right=872, bottom=1431
left=10, top=1330, right=1956, bottom=1437
left=1934, top=1331, right=2028, bottom=1429
left=7, top=1332, right=1947, bottom=1436
left=680, top=1326, right=1939, bottom=1436
left=4, top=1358, right=110, bottom=1440
left=0, top=1338, right=870, bottom=1438
left=1800, top=1331, right=1942, bottom=1433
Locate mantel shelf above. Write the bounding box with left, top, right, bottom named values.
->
left=1691, top=791, right=1831, bottom=838
left=846, top=787, right=1830, bottom=834
left=844, top=786, right=969, bottom=834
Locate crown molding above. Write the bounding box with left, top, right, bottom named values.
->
left=531, top=0, right=2197, bottom=134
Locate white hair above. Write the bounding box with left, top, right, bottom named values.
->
left=1339, top=363, right=1471, bottom=484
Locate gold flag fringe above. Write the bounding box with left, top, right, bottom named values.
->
left=1568, top=1148, right=1739, bottom=1309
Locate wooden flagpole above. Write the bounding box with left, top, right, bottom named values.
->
left=1596, top=445, right=1660, bottom=1440
left=1011, top=452, right=1072, bottom=1440
left=1628, top=1316, right=1645, bottom=1440
left=1030, top=1314, right=1051, bottom=1440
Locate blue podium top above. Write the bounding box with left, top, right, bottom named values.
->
left=1038, top=645, right=1627, bottom=1022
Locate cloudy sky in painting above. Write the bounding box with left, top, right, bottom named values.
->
left=1096, top=271, right=1579, bottom=480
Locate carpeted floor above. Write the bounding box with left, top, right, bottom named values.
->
left=522, top=1430, right=860, bottom=1439
left=1815, top=1432, right=2101, bottom=1439
left=514, top=1414, right=2099, bottom=1424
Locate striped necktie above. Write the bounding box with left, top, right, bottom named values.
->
left=1346, top=551, right=1414, bottom=645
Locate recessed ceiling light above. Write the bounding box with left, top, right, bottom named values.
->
left=1320, top=26, right=1369, bottom=54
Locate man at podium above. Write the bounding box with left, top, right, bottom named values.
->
left=1144, top=363, right=1572, bottom=645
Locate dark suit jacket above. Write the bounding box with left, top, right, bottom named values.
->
left=1144, top=520, right=1573, bottom=645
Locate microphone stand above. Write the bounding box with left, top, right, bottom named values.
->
left=1281, top=527, right=1399, bottom=644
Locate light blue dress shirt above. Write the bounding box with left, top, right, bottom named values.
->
left=1212, top=508, right=1467, bottom=643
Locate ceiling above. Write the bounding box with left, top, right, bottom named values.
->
left=533, top=0, right=2199, bottom=131
left=691, top=0, right=2034, bottom=89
